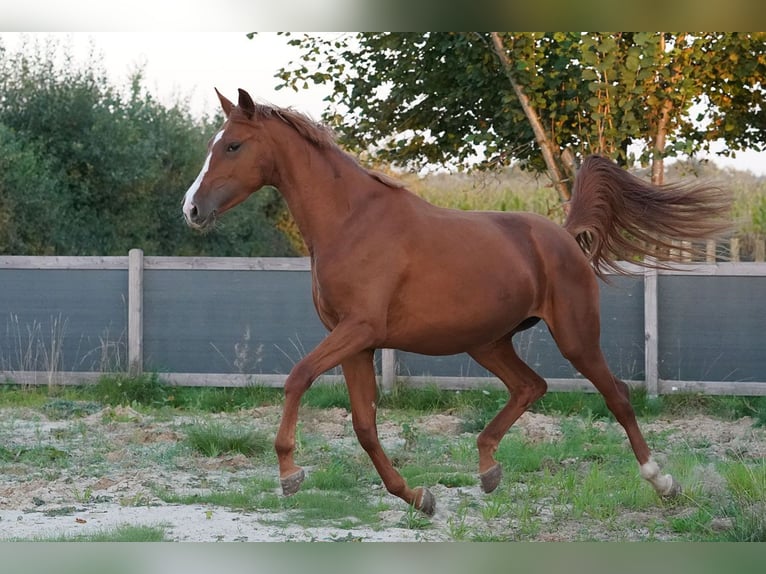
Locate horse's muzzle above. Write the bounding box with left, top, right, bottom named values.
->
left=185, top=204, right=216, bottom=230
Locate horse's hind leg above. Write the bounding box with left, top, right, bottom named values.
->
left=468, top=338, right=548, bottom=493
left=546, top=291, right=682, bottom=498
left=342, top=350, right=435, bottom=515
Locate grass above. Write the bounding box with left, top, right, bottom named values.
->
left=90, top=372, right=168, bottom=406
left=0, top=444, right=69, bottom=465
left=400, top=163, right=766, bottom=253
left=1, top=379, right=766, bottom=541
left=184, top=421, right=271, bottom=458
left=26, top=524, right=169, bottom=542
left=3, top=378, right=766, bottom=425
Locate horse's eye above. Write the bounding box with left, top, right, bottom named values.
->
left=226, top=142, right=242, bottom=153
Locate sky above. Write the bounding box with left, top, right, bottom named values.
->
left=1, top=30, right=765, bottom=176
left=0, top=32, right=333, bottom=121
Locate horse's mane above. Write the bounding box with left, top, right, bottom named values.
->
left=251, top=104, right=404, bottom=190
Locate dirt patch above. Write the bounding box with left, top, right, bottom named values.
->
left=0, top=404, right=763, bottom=541
left=642, top=415, right=766, bottom=458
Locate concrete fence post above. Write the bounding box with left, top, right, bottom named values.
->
left=381, top=348, right=396, bottom=393
left=128, top=248, right=144, bottom=376
left=644, top=265, right=659, bottom=398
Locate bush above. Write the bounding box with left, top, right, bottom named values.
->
left=91, top=373, right=167, bottom=406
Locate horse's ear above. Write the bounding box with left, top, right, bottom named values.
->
left=237, top=88, right=256, bottom=120
left=215, top=88, right=234, bottom=117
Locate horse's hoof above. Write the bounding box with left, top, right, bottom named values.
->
left=661, top=476, right=682, bottom=499
left=416, top=487, right=436, bottom=517
left=280, top=468, right=305, bottom=496
left=480, top=463, right=503, bottom=494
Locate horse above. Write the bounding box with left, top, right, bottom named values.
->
left=182, top=88, right=731, bottom=516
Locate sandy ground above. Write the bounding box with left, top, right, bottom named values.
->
left=0, top=404, right=763, bottom=541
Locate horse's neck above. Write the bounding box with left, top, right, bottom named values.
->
left=273, top=137, right=370, bottom=253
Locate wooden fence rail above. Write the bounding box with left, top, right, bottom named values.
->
left=1, top=239, right=765, bottom=396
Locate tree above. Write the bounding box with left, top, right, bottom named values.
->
left=0, top=37, right=298, bottom=257
left=0, top=124, right=64, bottom=254
left=273, top=32, right=766, bottom=196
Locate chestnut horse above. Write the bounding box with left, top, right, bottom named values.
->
left=182, top=88, right=731, bottom=516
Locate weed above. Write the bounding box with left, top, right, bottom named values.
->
left=71, top=485, right=94, bottom=504
left=722, top=503, right=766, bottom=542
left=1, top=312, right=68, bottom=387
left=670, top=508, right=714, bottom=535
left=447, top=510, right=470, bottom=540
left=33, top=524, right=168, bottom=542
left=481, top=496, right=512, bottom=520
left=379, top=383, right=460, bottom=412
left=306, top=459, right=360, bottom=491
left=170, top=384, right=282, bottom=412
left=437, top=473, right=476, bottom=488
left=290, top=490, right=385, bottom=524
left=401, top=422, right=419, bottom=450
left=302, top=383, right=351, bottom=410
left=184, top=421, right=270, bottom=458
left=43, top=506, right=79, bottom=517
left=41, top=398, right=101, bottom=419
left=398, top=503, right=432, bottom=530
left=0, top=444, right=68, bottom=465
left=91, top=372, right=167, bottom=406
left=119, top=492, right=155, bottom=507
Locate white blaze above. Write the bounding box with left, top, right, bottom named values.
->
left=182, top=130, right=224, bottom=222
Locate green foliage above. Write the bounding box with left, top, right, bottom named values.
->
left=0, top=444, right=68, bottom=465
left=0, top=36, right=298, bottom=257
left=275, top=32, right=766, bottom=183
left=378, top=383, right=468, bottom=411
left=184, top=421, right=271, bottom=457
left=301, top=383, right=351, bottom=410
left=305, top=456, right=364, bottom=490
left=2, top=378, right=766, bottom=541
left=168, top=385, right=283, bottom=412
left=91, top=373, right=168, bottom=406
left=0, top=124, right=64, bottom=254
left=41, top=398, right=102, bottom=419
left=31, top=524, right=169, bottom=542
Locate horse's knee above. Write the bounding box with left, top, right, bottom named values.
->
left=352, top=420, right=379, bottom=452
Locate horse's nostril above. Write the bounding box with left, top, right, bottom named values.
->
left=189, top=204, right=199, bottom=219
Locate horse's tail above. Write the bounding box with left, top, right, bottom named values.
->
left=563, top=155, right=733, bottom=278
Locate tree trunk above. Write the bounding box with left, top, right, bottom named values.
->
left=651, top=98, right=673, bottom=185
left=650, top=33, right=681, bottom=187
left=489, top=32, right=572, bottom=203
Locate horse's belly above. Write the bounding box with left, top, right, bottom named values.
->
left=385, top=299, right=532, bottom=356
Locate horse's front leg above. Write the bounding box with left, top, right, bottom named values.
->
left=274, top=320, right=376, bottom=496
left=342, top=350, right=435, bottom=516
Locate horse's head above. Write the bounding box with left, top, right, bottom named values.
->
left=182, top=88, right=272, bottom=230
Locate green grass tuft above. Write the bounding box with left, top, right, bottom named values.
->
left=0, top=444, right=69, bottom=465
left=184, top=421, right=271, bottom=458
left=36, top=524, right=168, bottom=542
left=91, top=372, right=167, bottom=406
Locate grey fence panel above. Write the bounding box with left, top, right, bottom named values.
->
left=2, top=256, right=765, bottom=395
left=658, top=275, right=766, bottom=383
left=0, top=269, right=128, bottom=372
left=142, top=269, right=330, bottom=375
left=396, top=275, right=644, bottom=381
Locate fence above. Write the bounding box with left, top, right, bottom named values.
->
left=1, top=246, right=765, bottom=396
